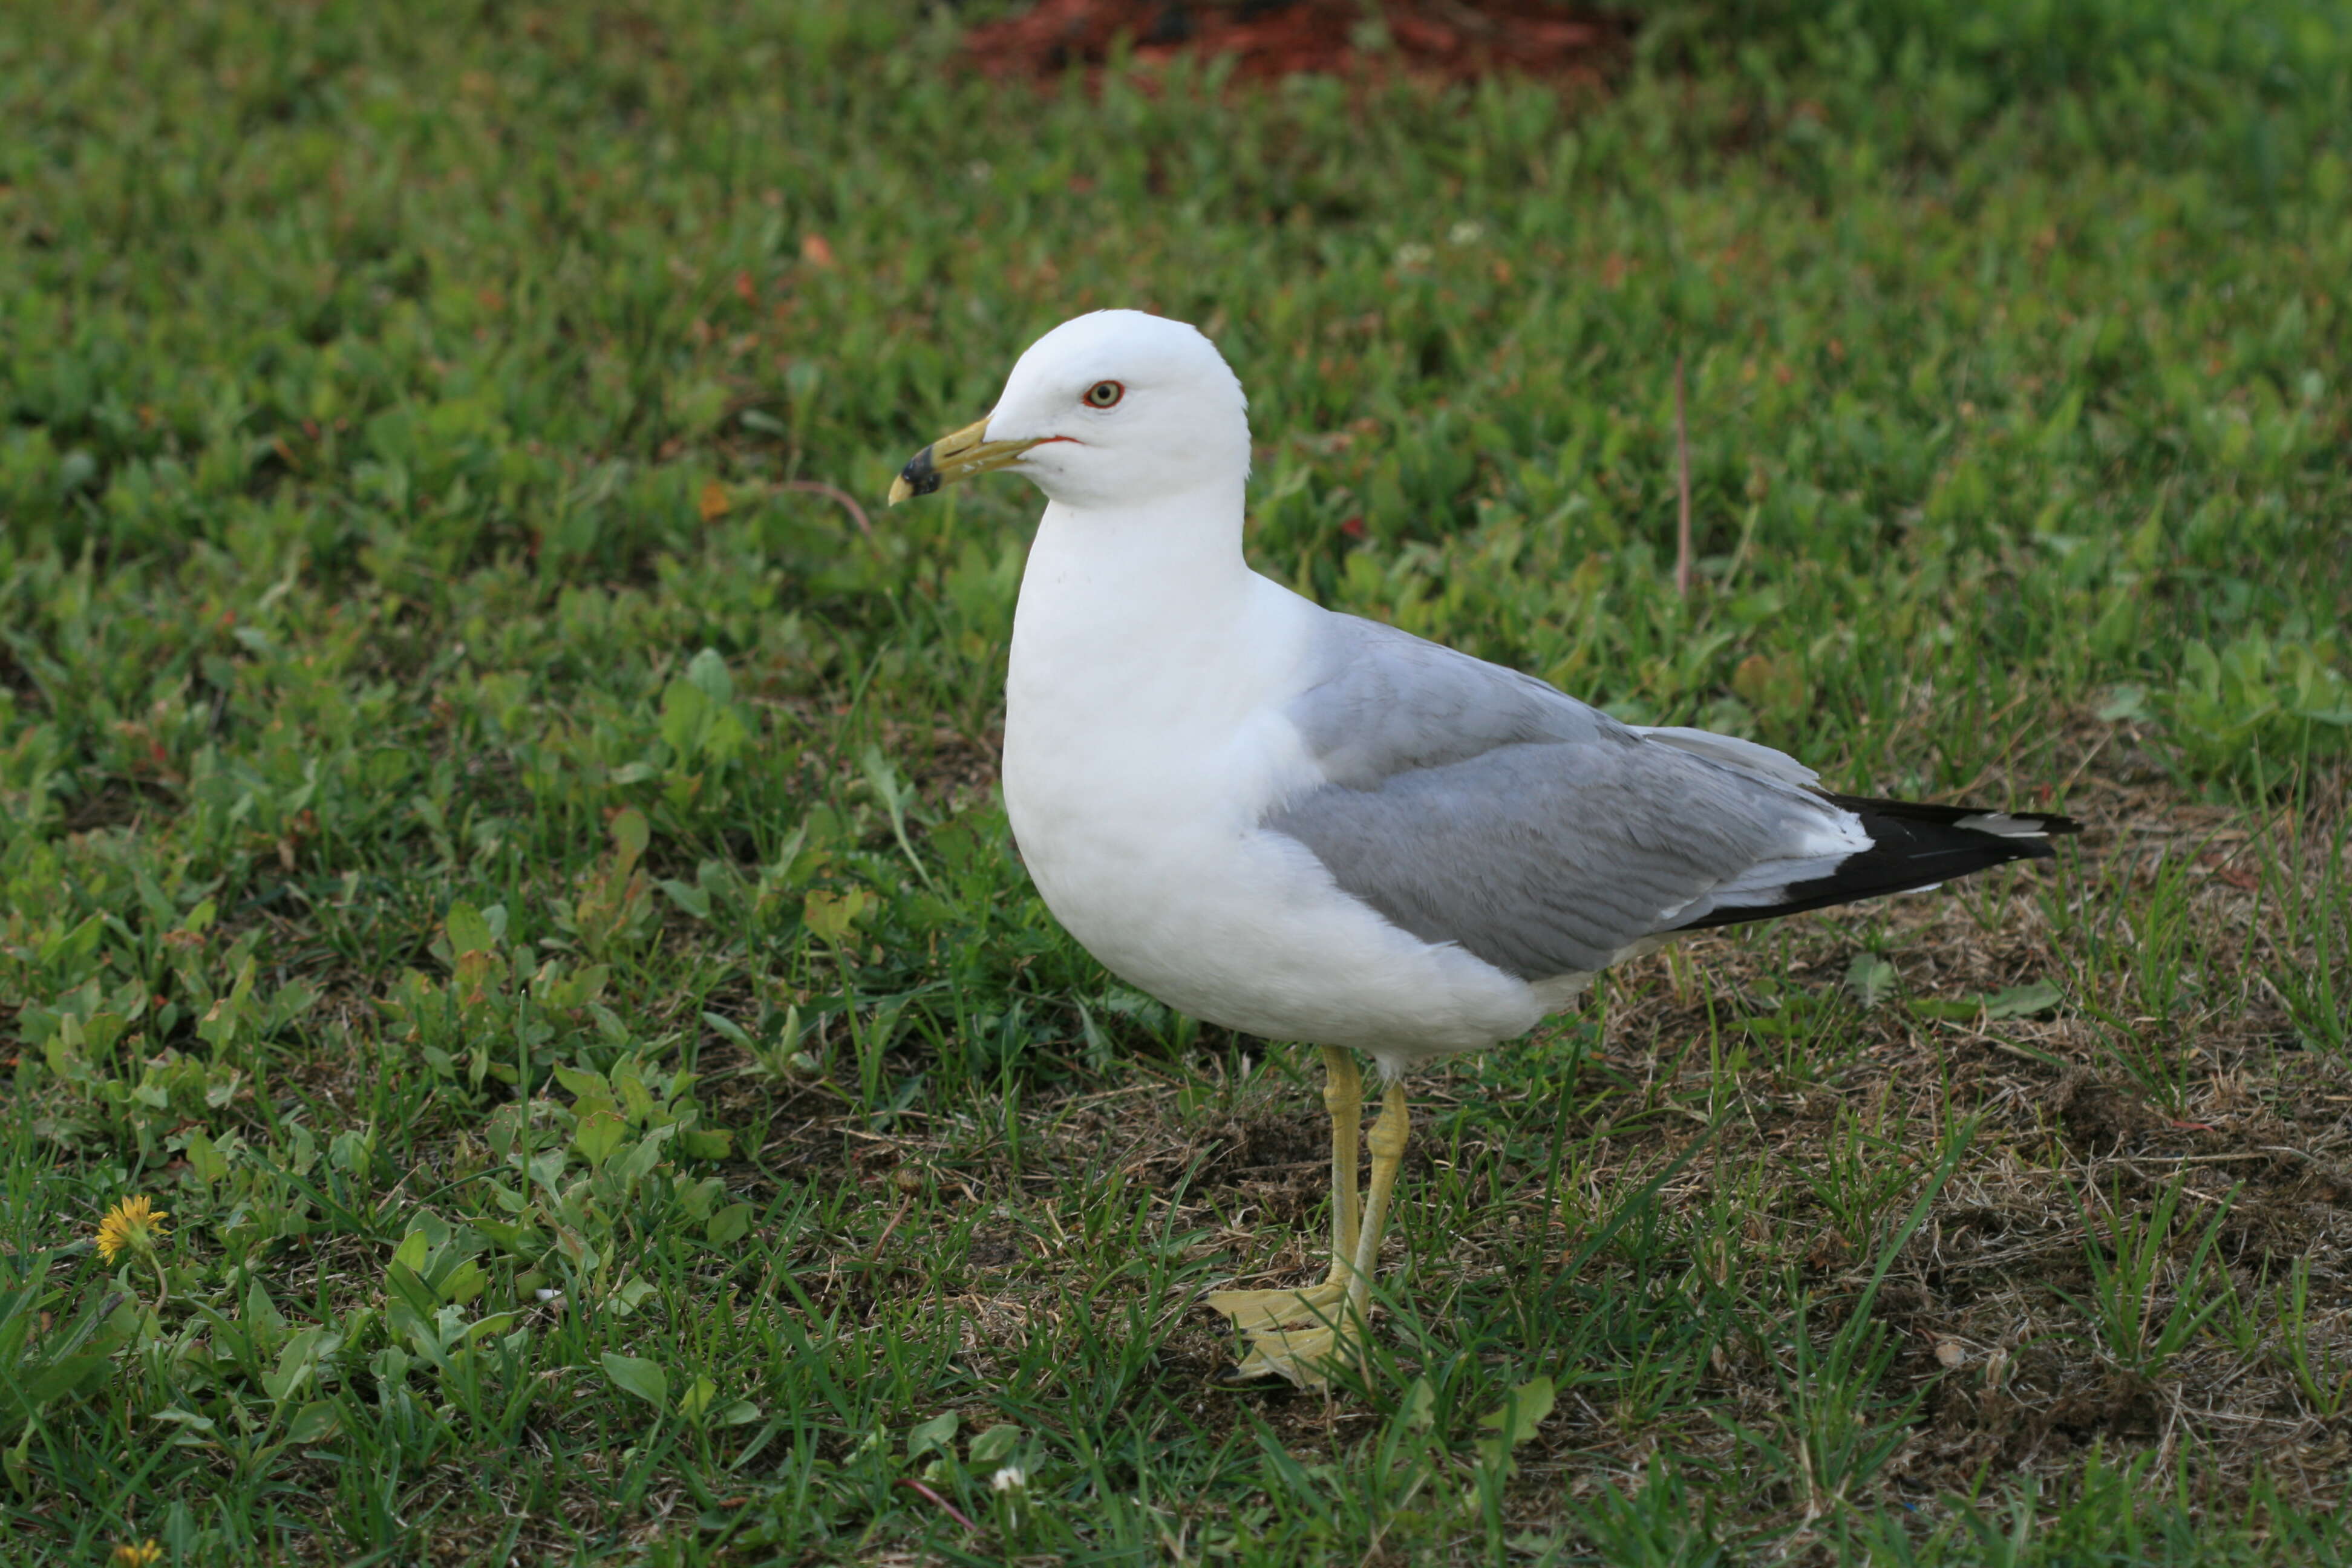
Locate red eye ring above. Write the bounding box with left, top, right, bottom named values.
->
left=1083, top=381, right=1124, bottom=408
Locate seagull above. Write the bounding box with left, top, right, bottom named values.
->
left=887, top=310, right=2080, bottom=1387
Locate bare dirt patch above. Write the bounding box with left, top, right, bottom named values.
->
left=964, top=0, right=1633, bottom=87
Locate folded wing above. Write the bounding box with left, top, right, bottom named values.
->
left=1270, top=615, right=2079, bottom=983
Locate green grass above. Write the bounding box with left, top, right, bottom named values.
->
left=4, top=0, right=2352, bottom=1561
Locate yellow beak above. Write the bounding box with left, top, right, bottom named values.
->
left=887, top=417, right=1044, bottom=505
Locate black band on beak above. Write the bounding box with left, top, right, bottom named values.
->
left=897, top=446, right=943, bottom=498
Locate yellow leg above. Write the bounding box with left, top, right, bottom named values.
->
left=1320, top=1047, right=1362, bottom=1281
left=1346, top=1081, right=1409, bottom=1325
left=1207, top=1059, right=1409, bottom=1388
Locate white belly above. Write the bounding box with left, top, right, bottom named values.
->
left=1010, top=796, right=1552, bottom=1059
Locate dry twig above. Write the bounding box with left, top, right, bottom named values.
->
left=782, top=478, right=874, bottom=537
left=1673, top=353, right=1693, bottom=601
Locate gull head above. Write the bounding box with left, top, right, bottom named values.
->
left=889, top=310, right=1250, bottom=512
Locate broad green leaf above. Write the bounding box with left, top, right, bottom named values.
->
left=969, top=1422, right=1023, bottom=1466
left=553, top=1227, right=601, bottom=1274
left=618, top=1126, right=673, bottom=1187
left=613, top=1068, right=657, bottom=1126
left=802, top=888, right=871, bottom=944
left=183, top=1129, right=229, bottom=1186
left=705, top=1202, right=754, bottom=1247
left=600, top=1353, right=667, bottom=1411
left=461, top=1312, right=519, bottom=1344
left=262, top=1327, right=336, bottom=1402
left=329, top=1129, right=374, bottom=1174
left=1982, top=980, right=2064, bottom=1019
left=2096, top=684, right=2152, bottom=722
left=659, top=676, right=708, bottom=756
left=677, top=1128, right=733, bottom=1160
left=678, top=1176, right=724, bottom=1222
left=659, top=878, right=711, bottom=920
left=439, top=1259, right=488, bottom=1306
left=446, top=901, right=495, bottom=956
left=685, top=646, right=733, bottom=705
left=286, top=1401, right=341, bottom=1444
left=1475, top=1375, right=1555, bottom=1472
left=244, top=1277, right=289, bottom=1339
left=572, top=1111, right=627, bottom=1168
left=550, top=1063, right=610, bottom=1102
left=907, top=1410, right=959, bottom=1459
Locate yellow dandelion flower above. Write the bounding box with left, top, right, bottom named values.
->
left=94, top=1196, right=169, bottom=1264
left=110, top=1541, right=164, bottom=1567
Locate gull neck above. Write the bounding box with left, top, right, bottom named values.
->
left=1021, top=483, right=1254, bottom=613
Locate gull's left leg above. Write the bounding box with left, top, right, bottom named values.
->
left=1345, top=1080, right=1410, bottom=1329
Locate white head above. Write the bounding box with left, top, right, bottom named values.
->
left=888, top=310, right=1251, bottom=512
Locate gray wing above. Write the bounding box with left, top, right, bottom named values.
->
left=1284, top=615, right=1622, bottom=782
left=1269, top=616, right=1861, bottom=980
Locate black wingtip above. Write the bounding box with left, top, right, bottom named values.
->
left=1822, top=791, right=2084, bottom=838
left=1674, top=793, right=2084, bottom=933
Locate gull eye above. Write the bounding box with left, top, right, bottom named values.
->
left=1083, top=380, right=1124, bottom=408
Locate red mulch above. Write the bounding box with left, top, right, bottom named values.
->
left=964, top=0, right=1632, bottom=85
